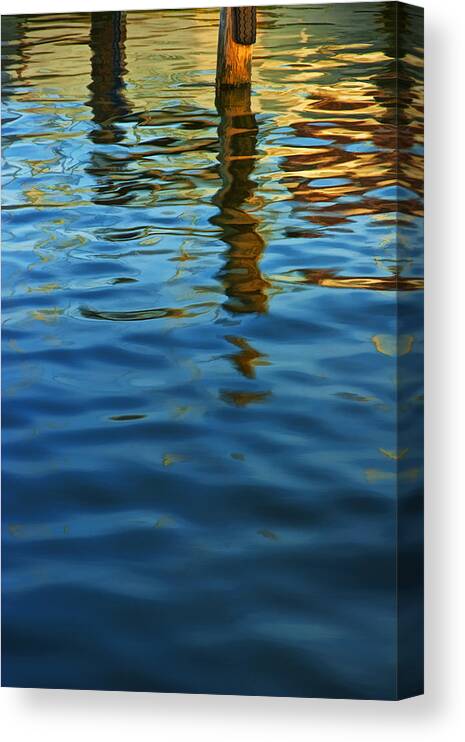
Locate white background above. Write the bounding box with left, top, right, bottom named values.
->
left=1, top=0, right=464, bottom=739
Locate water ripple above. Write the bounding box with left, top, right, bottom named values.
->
left=2, top=4, right=423, bottom=698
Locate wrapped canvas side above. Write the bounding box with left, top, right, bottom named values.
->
left=396, top=1, right=424, bottom=701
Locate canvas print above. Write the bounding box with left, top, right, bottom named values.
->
left=1, top=3, right=424, bottom=699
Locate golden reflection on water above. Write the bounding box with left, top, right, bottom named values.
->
left=3, top=5, right=424, bottom=317
left=270, top=269, right=423, bottom=291
left=224, top=335, right=270, bottom=380
left=212, top=86, right=269, bottom=315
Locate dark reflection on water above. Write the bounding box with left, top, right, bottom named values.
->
left=88, top=12, right=130, bottom=145
left=2, top=4, right=423, bottom=699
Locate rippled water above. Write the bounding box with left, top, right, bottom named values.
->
left=2, top=4, right=423, bottom=698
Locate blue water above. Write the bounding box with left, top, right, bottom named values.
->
left=2, top=4, right=423, bottom=698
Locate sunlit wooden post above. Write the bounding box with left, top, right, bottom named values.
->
left=216, top=7, right=256, bottom=88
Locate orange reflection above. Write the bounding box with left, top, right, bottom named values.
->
left=212, top=86, right=269, bottom=314
left=224, top=335, right=270, bottom=379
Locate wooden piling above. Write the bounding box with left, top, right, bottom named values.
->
left=216, top=7, right=256, bottom=88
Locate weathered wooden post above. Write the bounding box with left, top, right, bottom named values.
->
left=216, top=7, right=257, bottom=89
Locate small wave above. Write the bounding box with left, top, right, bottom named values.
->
left=79, top=302, right=215, bottom=321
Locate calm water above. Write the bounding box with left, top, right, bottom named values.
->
left=2, top=4, right=423, bottom=698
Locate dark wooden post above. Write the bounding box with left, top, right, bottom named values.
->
left=216, top=7, right=256, bottom=88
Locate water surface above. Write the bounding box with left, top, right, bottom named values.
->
left=2, top=3, right=423, bottom=698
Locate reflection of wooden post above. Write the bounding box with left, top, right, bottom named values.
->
left=89, top=11, right=129, bottom=144
left=87, top=11, right=133, bottom=205
left=216, top=7, right=256, bottom=88
left=212, top=86, right=268, bottom=314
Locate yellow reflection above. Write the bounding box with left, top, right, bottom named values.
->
left=372, top=334, right=415, bottom=357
